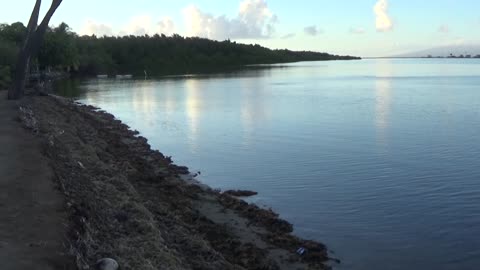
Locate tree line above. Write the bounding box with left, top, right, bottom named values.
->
left=0, top=21, right=360, bottom=86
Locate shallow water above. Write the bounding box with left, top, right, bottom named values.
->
left=57, top=59, right=480, bottom=270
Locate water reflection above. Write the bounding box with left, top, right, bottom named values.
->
left=375, top=61, right=393, bottom=148
left=132, top=81, right=158, bottom=126
left=162, top=81, right=177, bottom=113
left=84, top=80, right=109, bottom=106
left=240, top=80, right=264, bottom=147
left=53, top=79, right=83, bottom=97
left=185, top=79, right=201, bottom=153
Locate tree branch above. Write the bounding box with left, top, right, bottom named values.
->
left=26, top=0, right=41, bottom=30
left=31, top=0, right=63, bottom=55
left=23, top=0, right=41, bottom=51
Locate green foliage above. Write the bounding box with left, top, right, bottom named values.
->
left=0, top=40, right=18, bottom=68
left=0, top=21, right=360, bottom=78
left=0, top=65, right=11, bottom=89
left=0, top=23, right=20, bottom=88
left=38, top=22, right=79, bottom=70
left=74, top=35, right=359, bottom=76
left=0, top=23, right=23, bottom=70
left=0, top=22, right=27, bottom=46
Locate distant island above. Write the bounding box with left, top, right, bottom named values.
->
left=423, top=54, right=480, bottom=59
left=0, top=22, right=360, bottom=84
left=369, top=54, right=480, bottom=59
left=393, top=44, right=480, bottom=59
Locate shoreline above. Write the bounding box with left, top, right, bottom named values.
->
left=19, top=94, right=335, bottom=270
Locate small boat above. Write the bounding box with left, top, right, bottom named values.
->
left=96, top=74, right=108, bottom=79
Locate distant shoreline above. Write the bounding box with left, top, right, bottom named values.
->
left=363, top=56, right=480, bottom=59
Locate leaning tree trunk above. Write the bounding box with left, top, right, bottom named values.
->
left=8, top=0, right=63, bottom=100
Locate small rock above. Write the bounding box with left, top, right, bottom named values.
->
left=94, top=258, right=119, bottom=270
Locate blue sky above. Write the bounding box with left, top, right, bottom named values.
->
left=1, top=0, right=480, bottom=57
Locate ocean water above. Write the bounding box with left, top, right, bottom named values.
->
left=57, top=59, right=480, bottom=270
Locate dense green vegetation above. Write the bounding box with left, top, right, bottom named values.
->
left=0, top=23, right=21, bottom=88
left=74, top=34, right=359, bottom=76
left=0, top=21, right=359, bottom=86
left=0, top=65, right=11, bottom=89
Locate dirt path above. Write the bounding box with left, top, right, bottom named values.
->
left=0, top=93, right=73, bottom=270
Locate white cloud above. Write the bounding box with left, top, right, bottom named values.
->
left=349, top=27, right=366, bottom=34
left=79, top=16, right=175, bottom=37
left=79, top=20, right=114, bottom=36
left=156, top=18, right=175, bottom=36
left=452, top=37, right=466, bottom=46
left=438, top=25, right=449, bottom=34
left=123, top=15, right=152, bottom=36
left=374, top=0, right=393, bottom=32
left=122, top=15, right=175, bottom=36
left=182, top=0, right=277, bottom=40
left=281, top=33, right=295, bottom=39
left=304, top=25, right=322, bottom=36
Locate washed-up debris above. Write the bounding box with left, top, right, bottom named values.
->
left=18, top=106, right=38, bottom=133
left=77, top=161, right=85, bottom=169
left=223, top=190, right=258, bottom=197
left=296, top=247, right=307, bottom=256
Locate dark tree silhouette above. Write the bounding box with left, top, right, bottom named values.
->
left=8, top=0, right=63, bottom=100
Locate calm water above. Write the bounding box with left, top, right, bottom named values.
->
left=57, top=59, right=480, bottom=270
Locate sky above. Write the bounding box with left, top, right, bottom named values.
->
left=1, top=0, right=480, bottom=57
